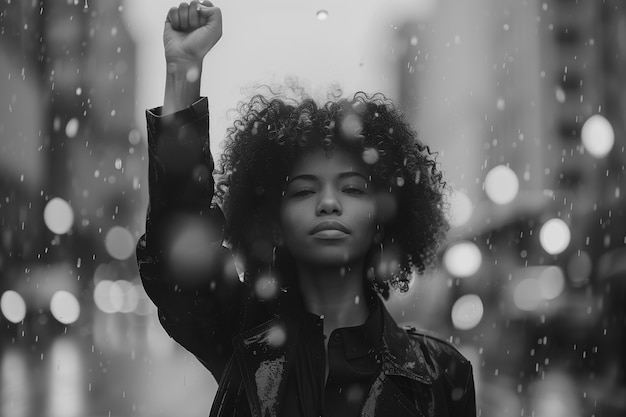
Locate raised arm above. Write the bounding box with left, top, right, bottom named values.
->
left=137, top=1, right=244, bottom=380
left=163, top=0, right=222, bottom=114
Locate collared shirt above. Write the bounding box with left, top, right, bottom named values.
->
left=280, top=296, right=383, bottom=417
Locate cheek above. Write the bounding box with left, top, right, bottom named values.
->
left=278, top=202, right=301, bottom=240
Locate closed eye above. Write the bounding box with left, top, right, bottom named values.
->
left=343, top=186, right=366, bottom=195
left=291, top=189, right=315, bottom=197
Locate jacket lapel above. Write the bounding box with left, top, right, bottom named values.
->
left=360, top=303, right=436, bottom=417
left=380, top=305, right=436, bottom=384
left=233, top=317, right=297, bottom=417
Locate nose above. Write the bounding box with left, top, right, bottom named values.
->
left=316, top=186, right=342, bottom=216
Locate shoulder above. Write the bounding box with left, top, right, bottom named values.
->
left=404, top=326, right=473, bottom=380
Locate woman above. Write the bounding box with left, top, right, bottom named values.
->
left=137, top=2, right=476, bottom=416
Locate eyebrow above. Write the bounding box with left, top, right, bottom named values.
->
left=287, top=172, right=369, bottom=184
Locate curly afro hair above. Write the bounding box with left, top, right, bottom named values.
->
left=215, top=89, right=449, bottom=298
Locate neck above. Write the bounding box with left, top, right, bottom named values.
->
left=296, top=261, right=370, bottom=333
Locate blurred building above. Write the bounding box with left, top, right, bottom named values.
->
left=0, top=0, right=145, bottom=371
left=391, top=1, right=625, bottom=416
left=0, top=1, right=171, bottom=416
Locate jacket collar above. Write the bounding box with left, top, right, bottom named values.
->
left=379, top=302, right=435, bottom=385
left=232, top=290, right=438, bottom=417
left=237, top=289, right=436, bottom=387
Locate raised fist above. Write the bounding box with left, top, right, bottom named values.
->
left=164, top=1, right=222, bottom=65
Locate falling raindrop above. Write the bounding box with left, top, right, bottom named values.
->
left=340, top=114, right=363, bottom=140
left=316, top=10, right=329, bottom=20
left=186, top=66, right=200, bottom=83
left=65, top=118, right=80, bottom=138
left=128, top=129, right=141, bottom=145
left=555, top=87, right=566, bottom=103
left=362, top=148, right=379, bottom=165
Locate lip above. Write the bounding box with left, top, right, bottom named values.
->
left=310, top=220, right=350, bottom=236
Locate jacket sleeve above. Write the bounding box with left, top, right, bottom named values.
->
left=453, top=362, right=476, bottom=417
left=136, top=97, right=245, bottom=380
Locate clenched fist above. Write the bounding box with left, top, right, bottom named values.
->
left=164, top=1, right=222, bottom=65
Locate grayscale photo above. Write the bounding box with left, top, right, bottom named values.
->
left=0, top=1, right=624, bottom=416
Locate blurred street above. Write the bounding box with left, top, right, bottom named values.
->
left=1, top=310, right=217, bottom=417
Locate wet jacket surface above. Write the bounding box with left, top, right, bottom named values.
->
left=137, top=97, right=477, bottom=417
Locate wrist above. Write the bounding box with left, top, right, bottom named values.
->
left=163, top=59, right=203, bottom=115
left=165, top=58, right=203, bottom=80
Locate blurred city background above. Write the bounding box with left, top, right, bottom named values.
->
left=1, top=0, right=625, bottom=416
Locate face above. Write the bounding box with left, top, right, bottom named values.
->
left=279, top=147, right=378, bottom=268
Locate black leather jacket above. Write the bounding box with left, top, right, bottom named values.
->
left=137, top=97, right=476, bottom=417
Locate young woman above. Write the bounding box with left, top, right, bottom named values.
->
left=136, top=2, right=476, bottom=416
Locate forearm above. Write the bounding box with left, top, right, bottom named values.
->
left=163, top=59, right=203, bottom=115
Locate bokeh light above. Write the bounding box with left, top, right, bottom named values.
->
left=93, top=278, right=151, bottom=315
left=484, top=165, right=519, bottom=205
left=539, top=218, right=571, bottom=255
left=451, top=294, right=484, bottom=330
left=104, top=226, right=135, bottom=260
left=340, top=114, right=363, bottom=140
left=443, top=241, right=482, bottom=278
left=581, top=114, right=614, bottom=158
left=50, top=291, right=80, bottom=324
left=254, top=274, right=279, bottom=300
left=132, top=283, right=155, bottom=316
left=43, top=197, right=74, bottom=235
left=167, top=218, right=221, bottom=281
left=115, top=280, right=139, bottom=313
left=266, top=325, right=287, bottom=347
left=0, top=290, right=27, bottom=323
left=538, top=266, right=565, bottom=300
left=374, top=243, right=402, bottom=283
left=93, top=280, right=123, bottom=314
left=513, top=278, right=542, bottom=311
left=447, top=190, right=473, bottom=227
